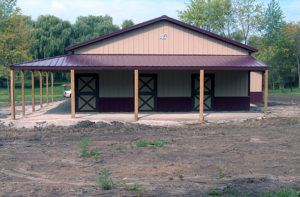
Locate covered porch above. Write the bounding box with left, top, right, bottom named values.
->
left=9, top=54, right=269, bottom=122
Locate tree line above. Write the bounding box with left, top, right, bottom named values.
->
left=1, top=0, right=300, bottom=91
left=180, top=0, right=300, bottom=91
left=0, top=0, right=134, bottom=88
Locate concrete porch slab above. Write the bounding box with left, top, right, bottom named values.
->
left=0, top=99, right=265, bottom=128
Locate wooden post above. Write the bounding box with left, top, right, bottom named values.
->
left=46, top=72, right=49, bottom=104
left=264, top=70, right=269, bottom=118
left=199, top=69, right=204, bottom=122
left=10, top=70, right=15, bottom=120
left=31, top=71, right=35, bottom=112
left=39, top=71, right=43, bottom=108
left=134, top=69, right=139, bottom=121
left=71, top=69, right=75, bottom=118
left=51, top=72, right=54, bottom=103
left=21, top=70, right=25, bottom=117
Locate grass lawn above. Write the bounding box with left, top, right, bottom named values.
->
left=0, top=81, right=69, bottom=107
left=269, top=87, right=300, bottom=95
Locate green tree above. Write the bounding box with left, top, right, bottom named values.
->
left=178, top=0, right=234, bottom=35
left=0, top=15, right=35, bottom=93
left=0, top=0, right=35, bottom=94
left=271, top=23, right=297, bottom=90
left=32, top=15, right=72, bottom=59
left=0, top=0, right=17, bottom=20
left=178, top=0, right=263, bottom=43
left=121, top=19, right=134, bottom=29
left=260, top=0, right=283, bottom=64
left=254, top=0, right=284, bottom=89
left=71, top=15, right=120, bottom=44
left=234, top=0, right=263, bottom=44
left=285, top=22, right=300, bottom=91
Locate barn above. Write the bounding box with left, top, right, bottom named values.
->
left=10, top=15, right=268, bottom=121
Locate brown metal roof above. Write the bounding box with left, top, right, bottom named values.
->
left=10, top=54, right=268, bottom=71
left=65, top=15, right=258, bottom=53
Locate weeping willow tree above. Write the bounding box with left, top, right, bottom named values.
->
left=71, top=15, right=120, bottom=44
left=30, top=15, right=72, bottom=81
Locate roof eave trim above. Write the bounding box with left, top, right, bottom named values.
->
left=10, top=65, right=268, bottom=71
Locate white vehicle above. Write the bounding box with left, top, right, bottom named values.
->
left=62, top=84, right=71, bottom=98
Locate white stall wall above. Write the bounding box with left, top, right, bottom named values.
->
left=214, top=71, right=249, bottom=97
left=77, top=70, right=249, bottom=98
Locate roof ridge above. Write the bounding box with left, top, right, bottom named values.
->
left=73, top=54, right=250, bottom=56
left=65, top=15, right=258, bottom=53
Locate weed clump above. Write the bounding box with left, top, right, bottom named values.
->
left=78, top=137, right=99, bottom=160
left=208, top=189, right=223, bottom=196
left=98, top=168, right=114, bottom=190
left=114, top=146, right=121, bottom=151
left=98, top=169, right=145, bottom=193
left=116, top=182, right=144, bottom=193
left=136, top=140, right=168, bottom=148
left=218, top=168, right=224, bottom=179
left=260, top=187, right=300, bottom=197
left=78, top=137, right=90, bottom=157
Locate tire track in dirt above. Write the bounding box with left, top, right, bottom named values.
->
left=0, top=169, right=97, bottom=186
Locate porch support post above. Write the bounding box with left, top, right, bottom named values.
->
left=264, top=70, right=268, bottom=118
left=39, top=71, right=43, bottom=108
left=10, top=70, right=15, bottom=120
left=21, top=70, right=25, bottom=117
left=31, top=71, right=35, bottom=112
left=71, top=69, right=75, bottom=118
left=134, top=69, right=139, bottom=121
left=46, top=72, right=49, bottom=104
left=199, top=69, right=204, bottom=122
left=51, top=72, right=54, bottom=103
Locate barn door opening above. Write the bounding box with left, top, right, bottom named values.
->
left=192, top=74, right=214, bottom=111
left=138, top=74, right=157, bottom=112
left=75, top=74, right=99, bottom=112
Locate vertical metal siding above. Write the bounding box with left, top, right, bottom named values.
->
left=250, top=71, right=263, bottom=92
left=214, top=71, right=249, bottom=97
left=77, top=70, right=249, bottom=98
left=75, top=21, right=248, bottom=55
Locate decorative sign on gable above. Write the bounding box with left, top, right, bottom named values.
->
left=160, top=34, right=167, bottom=40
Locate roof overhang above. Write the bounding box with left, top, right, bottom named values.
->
left=65, top=15, right=258, bottom=53
left=10, top=54, right=268, bottom=71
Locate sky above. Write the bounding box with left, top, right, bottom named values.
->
left=17, top=0, right=300, bottom=26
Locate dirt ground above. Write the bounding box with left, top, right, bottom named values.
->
left=0, top=95, right=299, bottom=196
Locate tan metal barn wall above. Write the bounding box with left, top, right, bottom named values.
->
left=250, top=71, right=262, bottom=92
left=249, top=71, right=263, bottom=103
left=74, top=21, right=248, bottom=55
